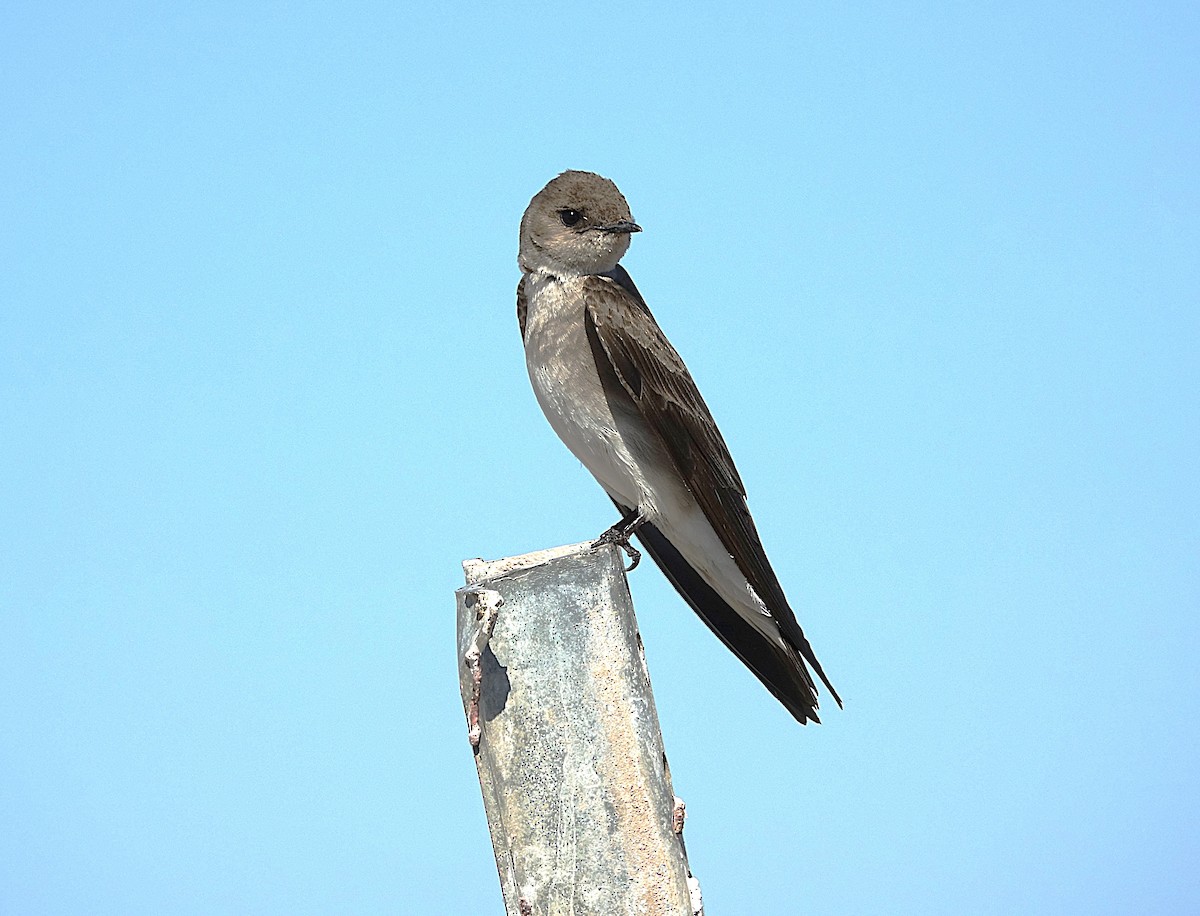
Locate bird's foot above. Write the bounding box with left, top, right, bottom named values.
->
left=594, top=529, right=642, bottom=571
left=592, top=508, right=647, bottom=572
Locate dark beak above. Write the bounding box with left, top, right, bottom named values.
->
left=596, top=219, right=642, bottom=234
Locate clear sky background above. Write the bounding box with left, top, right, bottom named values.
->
left=2, top=3, right=1197, bottom=914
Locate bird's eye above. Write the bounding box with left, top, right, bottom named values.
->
left=558, top=208, right=583, bottom=227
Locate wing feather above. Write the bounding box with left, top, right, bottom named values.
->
left=516, top=274, right=528, bottom=340
left=582, top=273, right=841, bottom=707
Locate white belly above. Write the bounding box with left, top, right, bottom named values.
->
left=523, top=273, right=651, bottom=511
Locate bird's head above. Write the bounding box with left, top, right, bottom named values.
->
left=519, top=170, right=641, bottom=275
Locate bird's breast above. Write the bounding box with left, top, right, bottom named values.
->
left=522, top=273, right=647, bottom=509
left=523, top=276, right=616, bottom=444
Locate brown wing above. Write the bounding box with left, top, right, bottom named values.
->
left=516, top=274, right=528, bottom=340
left=582, top=274, right=841, bottom=707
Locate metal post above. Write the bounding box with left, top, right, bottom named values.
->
left=456, top=542, right=703, bottom=916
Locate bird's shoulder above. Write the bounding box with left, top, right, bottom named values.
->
left=580, top=270, right=690, bottom=380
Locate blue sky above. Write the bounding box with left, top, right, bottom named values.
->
left=2, top=2, right=1197, bottom=913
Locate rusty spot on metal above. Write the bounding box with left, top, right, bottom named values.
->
left=518, top=897, right=533, bottom=915
left=462, top=589, right=502, bottom=749
left=673, top=796, right=687, bottom=836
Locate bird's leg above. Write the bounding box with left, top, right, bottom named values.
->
left=593, top=507, right=647, bottom=571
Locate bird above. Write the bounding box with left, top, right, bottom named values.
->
left=516, top=169, right=840, bottom=724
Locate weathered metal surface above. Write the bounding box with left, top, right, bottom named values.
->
left=456, top=542, right=702, bottom=916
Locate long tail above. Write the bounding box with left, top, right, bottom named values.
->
left=624, top=510, right=826, bottom=725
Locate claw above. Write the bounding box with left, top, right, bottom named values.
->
left=623, top=543, right=642, bottom=572
left=592, top=507, right=647, bottom=572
